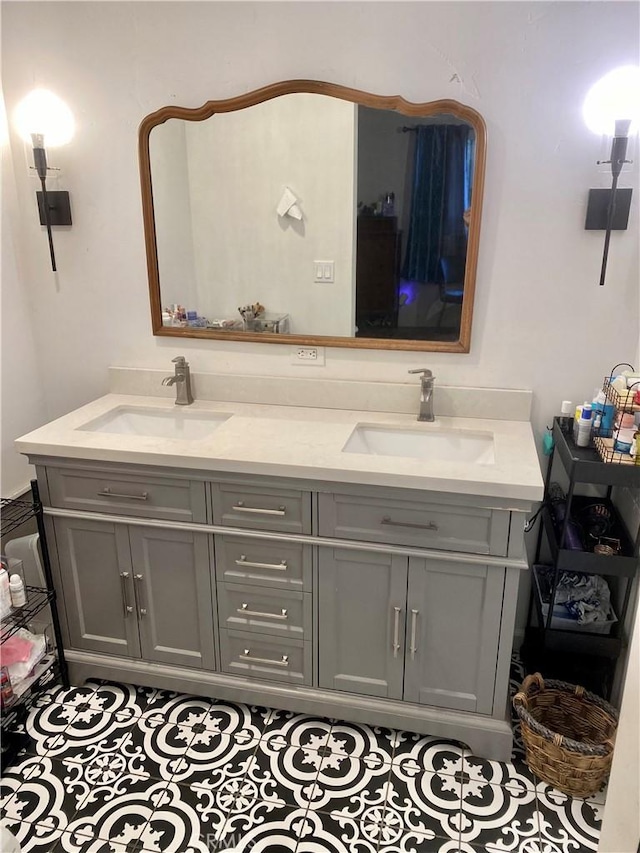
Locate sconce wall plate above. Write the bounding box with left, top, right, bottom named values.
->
left=585, top=187, right=632, bottom=230
left=36, top=190, right=72, bottom=226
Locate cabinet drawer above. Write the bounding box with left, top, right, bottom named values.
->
left=47, top=467, right=207, bottom=522
left=217, top=583, right=311, bottom=639
left=212, top=482, right=311, bottom=534
left=219, top=629, right=311, bottom=686
left=318, top=493, right=509, bottom=556
left=214, top=536, right=312, bottom=591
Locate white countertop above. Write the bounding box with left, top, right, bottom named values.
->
left=15, top=394, right=544, bottom=502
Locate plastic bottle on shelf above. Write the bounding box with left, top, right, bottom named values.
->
left=613, top=412, right=636, bottom=453
left=558, top=400, right=574, bottom=432
left=0, top=667, right=14, bottom=708
left=9, top=573, right=26, bottom=607
left=572, top=404, right=583, bottom=442
left=575, top=404, right=593, bottom=447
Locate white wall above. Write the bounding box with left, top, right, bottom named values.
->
left=150, top=119, right=198, bottom=309
left=598, top=592, right=640, bottom=852
left=1, top=0, right=639, bottom=457
left=184, top=93, right=355, bottom=335
left=0, top=92, right=48, bottom=497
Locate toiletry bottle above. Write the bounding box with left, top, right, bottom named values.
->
left=559, top=400, right=573, bottom=432
left=572, top=404, right=583, bottom=442
left=575, top=404, right=593, bottom=447
left=613, top=412, right=636, bottom=453
left=9, top=574, right=26, bottom=608
left=0, top=668, right=14, bottom=708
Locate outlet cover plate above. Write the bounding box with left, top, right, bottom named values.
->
left=291, top=346, right=325, bottom=366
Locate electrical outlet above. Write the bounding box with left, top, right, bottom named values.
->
left=291, top=346, right=325, bottom=366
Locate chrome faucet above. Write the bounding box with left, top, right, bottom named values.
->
left=408, top=368, right=435, bottom=422
left=162, top=356, right=194, bottom=405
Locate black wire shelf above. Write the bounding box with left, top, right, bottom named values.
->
left=1, top=498, right=37, bottom=538
left=0, top=586, right=55, bottom=643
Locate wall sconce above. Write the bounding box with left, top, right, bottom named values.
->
left=14, top=89, right=75, bottom=272
left=583, top=66, right=639, bottom=286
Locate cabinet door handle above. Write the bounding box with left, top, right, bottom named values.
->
left=233, top=502, right=286, bottom=516
left=410, top=609, right=419, bottom=659
left=134, top=573, right=147, bottom=617
left=119, top=571, right=133, bottom=618
left=238, top=603, right=288, bottom=620
left=239, top=649, right=290, bottom=667
left=381, top=516, right=438, bottom=531
left=392, top=606, right=401, bottom=658
left=98, top=487, right=149, bottom=502
left=235, top=556, right=288, bottom=572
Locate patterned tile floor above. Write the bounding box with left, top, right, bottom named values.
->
left=0, top=658, right=604, bottom=853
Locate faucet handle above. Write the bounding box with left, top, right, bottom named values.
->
left=408, top=368, right=434, bottom=379
left=172, top=356, right=188, bottom=367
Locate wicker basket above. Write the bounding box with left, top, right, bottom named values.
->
left=513, top=673, right=618, bottom=798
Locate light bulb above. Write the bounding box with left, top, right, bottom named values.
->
left=14, top=88, right=75, bottom=147
left=582, top=65, right=640, bottom=137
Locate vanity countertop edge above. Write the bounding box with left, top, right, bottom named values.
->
left=15, top=394, right=544, bottom=503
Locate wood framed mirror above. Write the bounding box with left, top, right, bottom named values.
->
left=139, top=81, right=486, bottom=352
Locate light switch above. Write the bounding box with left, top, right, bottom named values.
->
left=314, top=260, right=334, bottom=283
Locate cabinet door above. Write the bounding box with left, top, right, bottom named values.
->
left=128, top=527, right=215, bottom=669
left=53, top=517, right=140, bottom=657
left=318, top=548, right=406, bottom=699
left=403, top=558, right=504, bottom=714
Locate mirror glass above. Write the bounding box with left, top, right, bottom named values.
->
left=140, top=83, right=486, bottom=352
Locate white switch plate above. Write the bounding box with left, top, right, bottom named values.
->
left=313, top=260, right=334, bottom=283
left=291, top=346, right=325, bottom=366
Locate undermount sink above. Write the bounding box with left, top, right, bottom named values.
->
left=342, top=423, right=495, bottom=465
left=78, top=406, right=231, bottom=440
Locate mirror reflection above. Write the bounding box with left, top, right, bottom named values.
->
left=140, top=83, right=486, bottom=352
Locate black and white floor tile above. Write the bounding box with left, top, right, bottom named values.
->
left=1, top=658, right=604, bottom=853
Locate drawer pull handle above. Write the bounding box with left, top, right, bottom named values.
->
left=240, top=649, right=290, bottom=667
left=238, top=603, right=288, bottom=620
left=392, top=606, right=401, bottom=658
left=98, top=487, right=149, bottom=502
left=381, top=516, right=438, bottom=532
left=119, top=571, right=133, bottom=618
left=235, top=556, right=288, bottom=572
left=134, top=573, right=146, bottom=617
left=410, top=609, right=419, bottom=659
left=233, top=502, right=286, bottom=516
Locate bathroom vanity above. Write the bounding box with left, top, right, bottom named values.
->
left=15, top=377, right=543, bottom=761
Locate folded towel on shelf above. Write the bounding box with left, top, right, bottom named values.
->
left=0, top=631, right=35, bottom=666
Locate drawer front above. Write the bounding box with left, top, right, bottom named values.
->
left=219, top=629, right=311, bottom=686
left=217, top=583, right=311, bottom=639
left=214, top=536, right=312, bottom=591
left=318, top=493, right=509, bottom=556
left=211, top=483, right=311, bottom=534
left=47, top=467, right=207, bottom=523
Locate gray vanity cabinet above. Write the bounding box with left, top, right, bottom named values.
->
left=318, top=549, right=504, bottom=714
left=36, top=460, right=529, bottom=761
left=52, top=517, right=141, bottom=658
left=318, top=548, right=408, bottom=699
left=128, top=527, right=214, bottom=669
left=52, top=517, right=214, bottom=669
left=402, top=558, right=504, bottom=714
